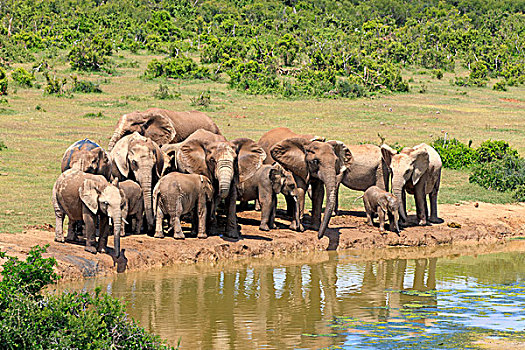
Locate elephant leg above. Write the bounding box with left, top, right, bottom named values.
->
left=378, top=207, right=386, bottom=233
left=429, top=174, right=441, bottom=223
left=310, top=180, right=324, bottom=230
left=399, top=190, right=408, bottom=226
left=54, top=207, right=65, bottom=243
left=82, top=207, right=97, bottom=254
left=269, top=193, right=277, bottom=229
left=259, top=191, right=272, bottom=231
left=289, top=194, right=304, bottom=232
left=97, top=215, right=109, bottom=253
left=285, top=195, right=295, bottom=218
left=154, top=207, right=165, bottom=238
left=255, top=198, right=261, bottom=211
left=172, top=215, right=185, bottom=240
left=208, top=196, right=219, bottom=235
left=415, top=189, right=428, bottom=226
left=333, top=190, right=339, bottom=216
left=66, top=221, right=77, bottom=242
left=364, top=198, right=374, bottom=226
left=197, top=197, right=207, bottom=239
left=225, top=186, right=239, bottom=238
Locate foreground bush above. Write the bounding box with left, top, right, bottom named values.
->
left=431, top=137, right=477, bottom=169
left=145, top=56, right=210, bottom=79
left=0, top=245, right=174, bottom=349
left=0, top=67, right=7, bottom=95
left=11, top=67, right=35, bottom=87
left=469, top=154, right=525, bottom=198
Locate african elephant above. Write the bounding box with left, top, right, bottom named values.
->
left=52, top=169, right=124, bottom=256
left=174, top=131, right=266, bottom=238
left=381, top=143, right=442, bottom=226
left=107, top=108, right=221, bottom=151
left=153, top=173, right=214, bottom=239
left=238, top=163, right=302, bottom=232
left=119, top=180, right=144, bottom=236
left=259, top=127, right=319, bottom=164
left=362, top=185, right=400, bottom=233
left=110, top=132, right=164, bottom=232
left=268, top=132, right=353, bottom=239
left=61, top=139, right=112, bottom=179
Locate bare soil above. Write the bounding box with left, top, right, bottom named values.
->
left=1, top=202, right=524, bottom=282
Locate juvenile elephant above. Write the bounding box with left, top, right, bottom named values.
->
left=107, top=108, right=221, bottom=151
left=110, top=132, right=164, bottom=233
left=362, top=186, right=400, bottom=233
left=238, top=163, right=302, bottom=232
left=153, top=173, right=214, bottom=239
left=52, top=169, right=124, bottom=256
left=381, top=143, right=442, bottom=226
left=174, top=131, right=266, bottom=238
left=61, top=139, right=112, bottom=179
left=119, top=180, right=144, bottom=236
left=267, top=131, right=353, bottom=238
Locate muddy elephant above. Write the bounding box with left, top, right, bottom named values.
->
left=61, top=139, right=112, bottom=180
left=153, top=173, right=214, bottom=239
left=107, top=108, right=221, bottom=151
left=119, top=180, right=144, bottom=235
left=238, top=162, right=302, bottom=232
left=267, top=131, right=353, bottom=239
left=110, top=132, right=164, bottom=232
left=174, top=131, right=266, bottom=238
left=381, top=143, right=442, bottom=226
left=52, top=169, right=124, bottom=256
left=362, top=185, right=400, bottom=233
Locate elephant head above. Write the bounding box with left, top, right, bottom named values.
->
left=108, top=110, right=177, bottom=151
left=110, top=132, right=164, bottom=232
left=379, top=193, right=401, bottom=233
left=79, top=178, right=123, bottom=257
left=381, top=144, right=429, bottom=223
left=61, top=139, right=112, bottom=180
left=271, top=138, right=353, bottom=238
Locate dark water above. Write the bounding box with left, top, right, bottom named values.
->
left=59, top=241, right=525, bottom=349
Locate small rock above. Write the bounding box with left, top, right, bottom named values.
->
left=436, top=111, right=440, bottom=114
left=455, top=203, right=460, bottom=206
left=474, top=202, right=479, bottom=208
left=388, top=108, right=393, bottom=112
left=380, top=122, right=384, bottom=125
left=448, top=222, right=462, bottom=229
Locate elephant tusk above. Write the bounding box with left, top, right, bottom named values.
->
left=109, top=217, right=113, bottom=226
left=122, top=218, right=129, bottom=225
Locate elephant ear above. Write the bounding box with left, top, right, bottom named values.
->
left=411, top=148, right=430, bottom=185
left=327, top=140, right=353, bottom=174
left=141, top=111, right=177, bottom=147
left=231, top=138, right=267, bottom=183
left=151, top=140, right=164, bottom=179
left=269, top=166, right=283, bottom=193
left=270, top=137, right=309, bottom=182
left=97, top=148, right=112, bottom=180
left=378, top=196, right=389, bottom=213
left=111, top=134, right=133, bottom=178
left=79, top=179, right=100, bottom=214
left=178, top=140, right=211, bottom=179
left=200, top=175, right=214, bottom=201
left=381, top=144, right=397, bottom=167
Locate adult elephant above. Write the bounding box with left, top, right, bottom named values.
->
left=259, top=127, right=319, bottom=164
left=61, top=139, right=112, bottom=180
left=107, top=108, right=221, bottom=151
left=268, top=133, right=353, bottom=239
left=381, top=143, right=442, bottom=226
left=110, top=132, right=164, bottom=232
left=173, top=130, right=266, bottom=238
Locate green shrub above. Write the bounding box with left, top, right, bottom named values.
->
left=493, top=80, right=507, bottom=91
left=0, top=67, right=7, bottom=95
left=431, top=137, right=477, bottom=169
left=68, top=36, right=112, bottom=71
left=469, top=154, right=525, bottom=193
left=44, top=73, right=67, bottom=95
left=228, top=61, right=279, bottom=94
left=0, top=245, right=174, bottom=349
left=475, top=140, right=519, bottom=163
left=145, top=56, right=210, bottom=79
left=513, top=184, right=525, bottom=202
left=190, top=90, right=211, bottom=107
left=12, top=67, right=35, bottom=87
left=432, top=69, right=444, bottom=80
left=70, top=76, right=102, bottom=93
left=82, top=112, right=106, bottom=118
left=0, top=139, right=6, bottom=151
left=152, top=83, right=180, bottom=100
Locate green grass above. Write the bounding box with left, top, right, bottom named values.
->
left=0, top=51, right=524, bottom=233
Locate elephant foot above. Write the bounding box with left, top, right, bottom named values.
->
left=289, top=221, right=304, bottom=232
left=379, top=227, right=385, bottom=233
left=429, top=216, right=444, bottom=224
left=197, top=232, right=207, bottom=239
left=98, top=246, right=108, bottom=254
left=366, top=220, right=374, bottom=227
left=173, top=231, right=185, bottom=240
left=120, top=231, right=126, bottom=237
left=259, top=224, right=270, bottom=232
left=418, top=219, right=428, bottom=226
left=85, top=245, right=97, bottom=254
left=154, top=231, right=165, bottom=238
left=55, top=235, right=65, bottom=243
left=225, top=228, right=240, bottom=239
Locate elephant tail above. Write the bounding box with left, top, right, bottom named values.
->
left=152, top=181, right=161, bottom=218
left=353, top=194, right=364, bottom=203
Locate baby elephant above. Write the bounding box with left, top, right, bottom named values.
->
left=363, top=186, right=400, bottom=234
left=153, top=173, right=214, bottom=239
left=119, top=180, right=144, bottom=236
left=238, top=163, right=302, bottom=232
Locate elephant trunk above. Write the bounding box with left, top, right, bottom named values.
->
left=392, top=209, right=400, bottom=233
left=108, top=122, right=125, bottom=152
left=392, top=179, right=408, bottom=223
left=318, top=173, right=341, bottom=239
left=217, top=159, right=234, bottom=199
left=113, top=214, right=122, bottom=257
left=136, top=168, right=154, bottom=231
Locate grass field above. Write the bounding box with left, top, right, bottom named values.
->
left=0, top=51, right=523, bottom=233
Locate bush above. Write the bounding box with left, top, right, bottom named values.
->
left=469, top=154, right=525, bottom=193
left=70, top=76, right=102, bottom=93
left=68, top=36, right=112, bottom=71
left=144, top=56, right=210, bottom=79
left=475, top=139, right=519, bottom=163
left=493, top=80, right=507, bottom=91
left=0, top=68, right=7, bottom=95
left=431, top=137, right=477, bottom=169
left=44, top=73, right=67, bottom=95
left=228, top=61, right=279, bottom=94
left=152, top=83, right=180, bottom=100
left=190, top=90, right=211, bottom=107
left=0, top=245, right=174, bottom=349
left=0, top=139, right=6, bottom=151
left=12, top=67, right=35, bottom=87
left=432, top=69, right=444, bottom=80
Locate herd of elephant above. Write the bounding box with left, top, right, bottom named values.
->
left=52, top=108, right=443, bottom=258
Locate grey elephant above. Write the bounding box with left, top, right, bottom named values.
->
left=173, top=131, right=266, bottom=238
left=238, top=162, right=302, bottom=232
left=61, top=139, right=112, bottom=179
left=153, top=173, right=214, bottom=239
left=381, top=143, right=442, bottom=226
left=107, top=108, right=221, bottom=151
left=362, top=186, right=400, bottom=233
left=119, top=180, right=144, bottom=236
left=261, top=129, right=353, bottom=239
left=52, top=169, right=124, bottom=256
left=110, top=132, right=164, bottom=233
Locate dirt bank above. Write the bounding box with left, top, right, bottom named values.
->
left=1, top=202, right=524, bottom=281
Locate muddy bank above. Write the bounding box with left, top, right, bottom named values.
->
left=1, top=202, right=524, bottom=281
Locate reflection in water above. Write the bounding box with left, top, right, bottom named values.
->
left=61, top=246, right=525, bottom=349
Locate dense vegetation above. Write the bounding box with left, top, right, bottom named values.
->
left=0, top=245, right=174, bottom=349
left=1, top=0, right=524, bottom=98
